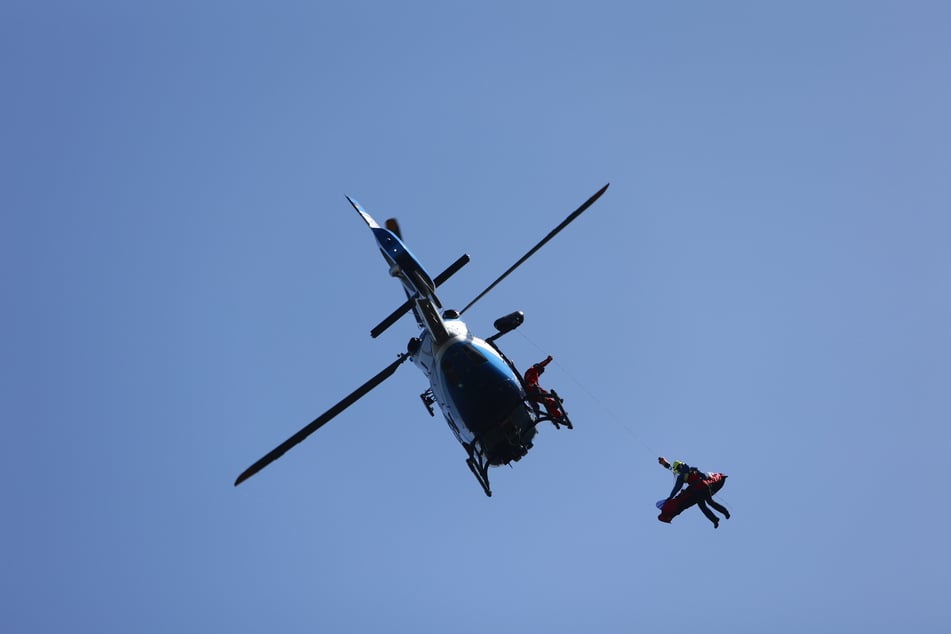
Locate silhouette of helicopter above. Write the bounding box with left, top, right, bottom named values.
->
left=235, top=183, right=609, bottom=496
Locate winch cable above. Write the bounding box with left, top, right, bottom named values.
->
left=514, top=330, right=660, bottom=459
left=515, top=330, right=734, bottom=514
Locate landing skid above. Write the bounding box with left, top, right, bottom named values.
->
left=464, top=445, right=492, bottom=497
left=419, top=388, right=436, bottom=416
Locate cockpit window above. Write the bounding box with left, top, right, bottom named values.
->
left=439, top=342, right=523, bottom=436
left=441, top=344, right=488, bottom=387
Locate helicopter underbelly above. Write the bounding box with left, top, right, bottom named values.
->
left=411, top=324, right=537, bottom=465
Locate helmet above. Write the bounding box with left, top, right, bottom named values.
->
left=671, top=460, right=685, bottom=473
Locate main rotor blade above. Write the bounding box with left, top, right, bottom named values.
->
left=234, top=353, right=410, bottom=486
left=459, top=183, right=609, bottom=315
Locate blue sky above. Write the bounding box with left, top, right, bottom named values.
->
left=3, top=2, right=949, bottom=632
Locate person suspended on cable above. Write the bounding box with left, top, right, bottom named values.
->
left=658, top=457, right=701, bottom=499
left=657, top=456, right=730, bottom=528
left=523, top=355, right=567, bottom=425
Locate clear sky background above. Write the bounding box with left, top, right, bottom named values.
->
left=3, top=2, right=949, bottom=633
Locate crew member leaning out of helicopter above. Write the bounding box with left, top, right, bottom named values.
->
left=659, top=457, right=730, bottom=528
left=523, top=355, right=565, bottom=421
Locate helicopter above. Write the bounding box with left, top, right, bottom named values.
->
left=235, top=183, right=610, bottom=496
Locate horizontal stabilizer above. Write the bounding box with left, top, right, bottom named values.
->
left=370, top=253, right=470, bottom=338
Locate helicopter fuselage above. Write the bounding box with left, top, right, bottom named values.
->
left=410, top=318, right=538, bottom=468
left=352, top=199, right=542, bottom=475
left=234, top=186, right=605, bottom=494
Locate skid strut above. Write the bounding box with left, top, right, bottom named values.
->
left=419, top=388, right=436, bottom=416
left=464, top=444, right=492, bottom=497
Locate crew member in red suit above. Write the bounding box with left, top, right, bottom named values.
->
left=523, top=355, right=564, bottom=421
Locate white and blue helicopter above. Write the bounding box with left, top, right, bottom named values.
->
left=235, top=183, right=609, bottom=496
